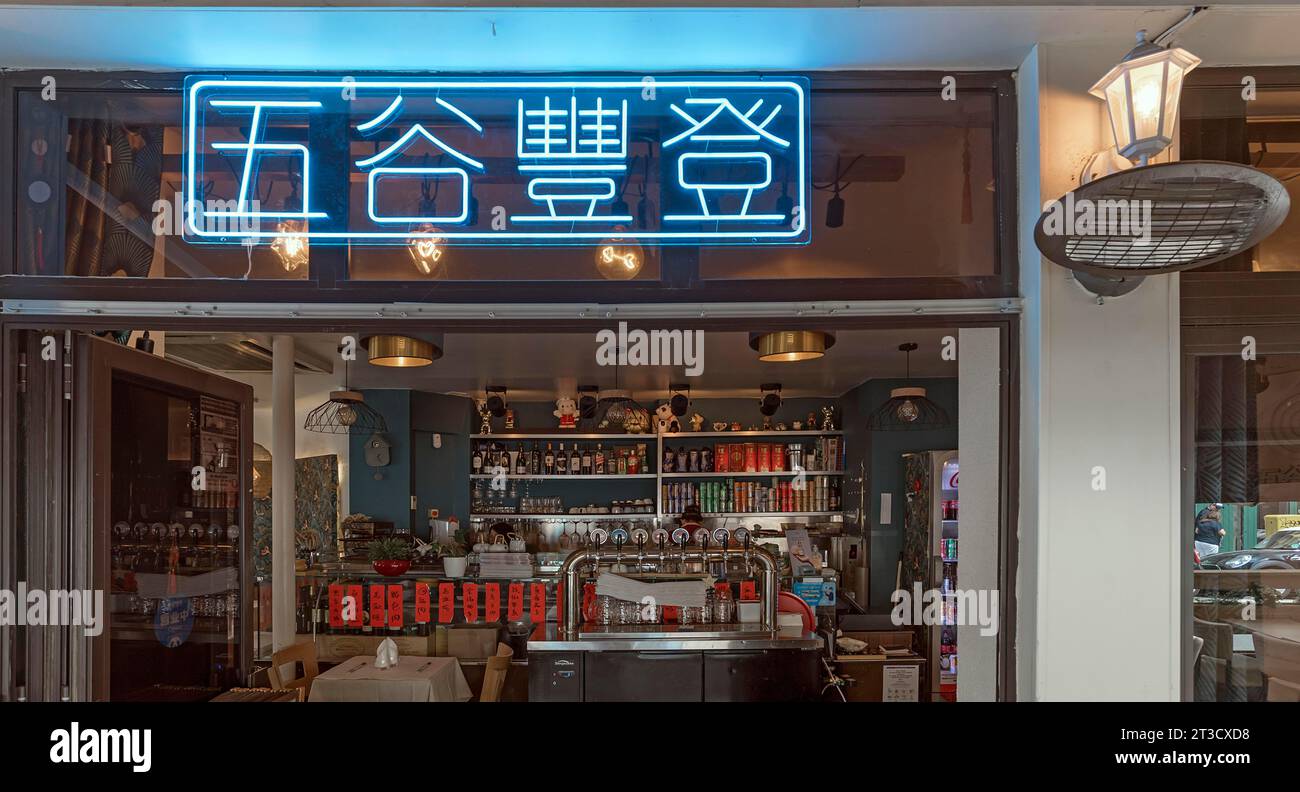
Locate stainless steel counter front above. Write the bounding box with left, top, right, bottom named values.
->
left=528, top=622, right=823, bottom=652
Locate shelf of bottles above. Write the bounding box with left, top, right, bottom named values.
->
left=938, top=464, right=959, bottom=692
left=470, top=434, right=657, bottom=518
left=469, top=429, right=845, bottom=523
left=658, top=431, right=843, bottom=519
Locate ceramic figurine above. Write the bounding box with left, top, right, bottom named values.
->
left=554, top=396, right=578, bottom=429
left=689, top=413, right=706, bottom=432
left=821, top=405, right=835, bottom=431
left=477, top=399, right=492, bottom=434
left=655, top=403, right=680, bottom=434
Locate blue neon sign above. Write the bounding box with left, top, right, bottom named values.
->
left=183, top=76, right=809, bottom=245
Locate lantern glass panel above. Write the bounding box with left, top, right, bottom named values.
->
left=1162, top=63, right=1188, bottom=143
left=1103, top=78, right=1131, bottom=153
left=1128, top=60, right=1169, bottom=143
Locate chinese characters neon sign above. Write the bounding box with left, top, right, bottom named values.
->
left=183, top=76, right=809, bottom=246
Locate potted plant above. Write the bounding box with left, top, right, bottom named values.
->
left=367, top=538, right=412, bottom=577
left=439, top=539, right=468, bottom=579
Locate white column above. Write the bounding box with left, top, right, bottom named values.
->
left=957, top=327, right=1001, bottom=701
left=1018, top=42, right=1182, bottom=701
left=271, top=335, right=297, bottom=653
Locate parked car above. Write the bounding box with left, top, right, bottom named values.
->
left=1199, top=528, right=1300, bottom=571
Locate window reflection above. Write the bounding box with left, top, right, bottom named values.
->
left=1191, top=354, right=1300, bottom=702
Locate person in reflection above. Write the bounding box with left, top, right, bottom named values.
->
left=1194, top=503, right=1226, bottom=561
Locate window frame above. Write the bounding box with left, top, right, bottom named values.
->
left=0, top=69, right=1017, bottom=304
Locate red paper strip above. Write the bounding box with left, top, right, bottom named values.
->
left=714, top=582, right=731, bottom=595
left=387, top=584, right=404, bottom=629
left=437, top=582, right=455, bottom=624
left=663, top=605, right=679, bottom=622
left=328, top=584, right=345, bottom=629
left=556, top=585, right=564, bottom=625
left=414, top=583, right=431, bottom=623
left=508, top=583, right=524, bottom=622
left=346, top=584, right=364, bottom=627
left=739, top=581, right=758, bottom=601
left=462, top=582, right=479, bottom=623
left=484, top=583, right=501, bottom=623
left=369, top=585, right=386, bottom=627
left=530, top=582, right=546, bottom=623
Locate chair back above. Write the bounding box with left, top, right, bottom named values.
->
left=1253, top=632, right=1300, bottom=702
left=268, top=642, right=319, bottom=700
left=480, top=642, right=513, bottom=702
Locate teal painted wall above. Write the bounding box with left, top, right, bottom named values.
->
left=348, top=389, right=412, bottom=532
left=839, top=377, right=958, bottom=613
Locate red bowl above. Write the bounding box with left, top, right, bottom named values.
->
left=372, top=559, right=411, bottom=577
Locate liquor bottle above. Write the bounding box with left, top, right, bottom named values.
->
left=544, top=443, right=555, bottom=475
left=700, top=447, right=712, bottom=473
left=472, top=443, right=483, bottom=475
left=515, top=447, right=528, bottom=475
left=570, top=444, right=582, bottom=474
left=555, top=444, right=568, bottom=475
left=531, top=442, right=541, bottom=475
left=581, top=445, right=593, bottom=476
left=594, top=444, right=605, bottom=475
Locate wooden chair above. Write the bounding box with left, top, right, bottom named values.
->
left=1253, top=632, right=1300, bottom=702
left=479, top=642, right=513, bottom=702
left=267, top=642, right=319, bottom=701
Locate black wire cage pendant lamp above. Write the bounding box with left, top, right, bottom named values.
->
left=304, top=357, right=389, bottom=435
left=867, top=343, right=951, bottom=431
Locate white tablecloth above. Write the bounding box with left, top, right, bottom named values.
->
left=309, top=656, right=473, bottom=702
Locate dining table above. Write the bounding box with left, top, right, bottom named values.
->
left=308, top=655, right=474, bottom=702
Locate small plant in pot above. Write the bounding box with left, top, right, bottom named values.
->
left=367, top=538, right=412, bottom=577
left=438, top=539, right=468, bottom=579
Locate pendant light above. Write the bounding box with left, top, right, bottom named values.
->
left=304, top=358, right=389, bottom=435
left=749, top=330, right=836, bottom=362
left=366, top=334, right=441, bottom=368
left=867, top=342, right=951, bottom=431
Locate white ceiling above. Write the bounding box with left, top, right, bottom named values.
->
left=169, top=327, right=959, bottom=400
left=4, top=5, right=1296, bottom=73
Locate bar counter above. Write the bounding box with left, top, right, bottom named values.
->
left=528, top=621, right=823, bottom=652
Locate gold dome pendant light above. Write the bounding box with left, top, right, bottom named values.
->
left=749, top=330, right=836, bottom=362
left=365, top=334, right=442, bottom=368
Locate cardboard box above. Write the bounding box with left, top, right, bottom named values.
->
left=444, top=624, right=500, bottom=659
left=834, top=630, right=925, bottom=702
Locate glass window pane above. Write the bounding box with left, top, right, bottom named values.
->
left=1190, top=352, right=1300, bottom=702
left=699, top=90, right=999, bottom=280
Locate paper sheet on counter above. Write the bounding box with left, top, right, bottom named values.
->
left=595, top=572, right=711, bottom=608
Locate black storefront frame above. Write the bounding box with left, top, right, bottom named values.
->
left=0, top=309, right=1020, bottom=701
left=0, top=69, right=1018, bottom=304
